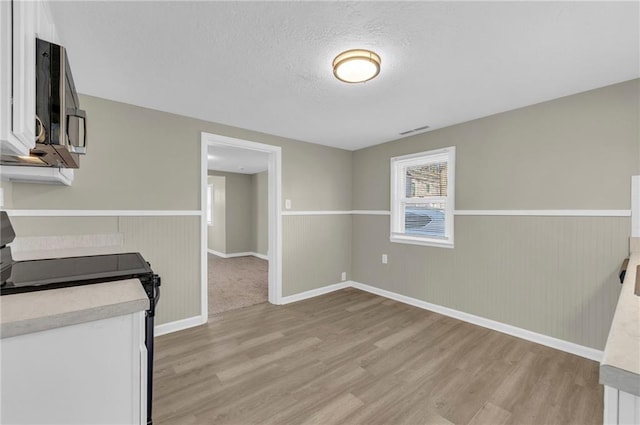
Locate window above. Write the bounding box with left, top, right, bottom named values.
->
left=207, top=184, right=214, bottom=226
left=390, top=146, right=455, bottom=248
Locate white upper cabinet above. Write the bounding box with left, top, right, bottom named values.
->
left=11, top=0, right=37, bottom=152
left=0, top=1, right=23, bottom=155
left=35, top=1, right=59, bottom=44
left=0, top=0, right=73, bottom=186
left=0, top=0, right=58, bottom=157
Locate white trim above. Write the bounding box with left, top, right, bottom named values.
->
left=1, top=166, right=74, bottom=186
left=352, top=210, right=391, bottom=215
left=154, top=279, right=604, bottom=361
left=5, top=209, right=627, bottom=218
left=252, top=252, right=269, bottom=261
left=390, top=146, right=456, bottom=249
left=350, top=281, right=603, bottom=362
left=3, top=209, right=202, bottom=217
left=154, top=315, right=204, bottom=337
left=282, top=210, right=390, bottom=216
left=206, top=183, right=214, bottom=226
left=281, top=210, right=352, bottom=216
left=632, top=176, right=639, bottom=237
left=603, top=386, right=619, bottom=425
left=390, top=234, right=454, bottom=249
left=200, top=139, right=209, bottom=324
left=454, top=209, right=631, bottom=217
left=202, top=132, right=283, bottom=315
left=208, top=250, right=252, bottom=258
left=207, top=249, right=268, bottom=260
left=280, top=281, right=352, bottom=304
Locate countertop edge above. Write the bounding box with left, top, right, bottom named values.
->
left=0, top=279, right=150, bottom=339
left=1, top=298, right=149, bottom=339
left=600, top=364, right=640, bottom=397
left=599, top=246, right=640, bottom=395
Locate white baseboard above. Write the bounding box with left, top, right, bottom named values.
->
left=160, top=280, right=603, bottom=361
left=350, top=281, right=603, bottom=362
left=280, top=281, right=352, bottom=304
left=207, top=249, right=268, bottom=260
left=252, top=252, right=269, bottom=260
left=154, top=315, right=204, bottom=337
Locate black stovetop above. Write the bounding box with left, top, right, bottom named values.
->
left=0, top=252, right=154, bottom=295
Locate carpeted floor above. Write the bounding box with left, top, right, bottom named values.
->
left=208, top=253, right=268, bottom=316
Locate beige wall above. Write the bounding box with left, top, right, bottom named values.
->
left=4, top=80, right=637, bottom=344
left=283, top=215, right=351, bottom=296
left=9, top=94, right=354, bottom=212
left=207, top=175, right=225, bottom=253
left=251, top=171, right=268, bottom=256
left=353, top=79, right=639, bottom=211
left=207, top=171, right=268, bottom=256
left=284, top=142, right=352, bottom=211
left=351, top=79, right=639, bottom=350
left=5, top=95, right=353, bottom=324
left=353, top=215, right=627, bottom=349
left=208, top=171, right=253, bottom=254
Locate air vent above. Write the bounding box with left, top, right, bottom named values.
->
left=399, top=124, right=430, bottom=136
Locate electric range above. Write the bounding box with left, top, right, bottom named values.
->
left=0, top=212, right=160, bottom=425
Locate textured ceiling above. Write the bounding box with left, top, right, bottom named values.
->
left=208, top=145, right=268, bottom=175
left=49, top=1, right=639, bottom=151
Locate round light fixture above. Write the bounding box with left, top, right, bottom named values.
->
left=332, top=49, right=381, bottom=83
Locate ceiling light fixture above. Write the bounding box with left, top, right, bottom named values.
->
left=332, top=49, right=381, bottom=83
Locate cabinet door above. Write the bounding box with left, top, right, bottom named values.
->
left=35, top=0, right=60, bottom=44
left=1, top=313, right=144, bottom=424
left=11, top=0, right=37, bottom=151
left=0, top=1, right=12, bottom=150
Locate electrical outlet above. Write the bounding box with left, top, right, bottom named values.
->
left=382, top=254, right=388, bottom=264
left=285, top=199, right=292, bottom=209
left=341, top=272, right=346, bottom=281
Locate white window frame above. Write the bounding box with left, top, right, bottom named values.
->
left=207, top=184, right=214, bottom=226
left=390, top=146, right=455, bottom=248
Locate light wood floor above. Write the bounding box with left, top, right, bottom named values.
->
left=153, top=288, right=602, bottom=425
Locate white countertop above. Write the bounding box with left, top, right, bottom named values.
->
left=600, top=248, right=640, bottom=396
left=0, top=279, right=149, bottom=339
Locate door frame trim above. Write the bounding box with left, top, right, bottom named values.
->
left=200, top=132, right=283, bottom=321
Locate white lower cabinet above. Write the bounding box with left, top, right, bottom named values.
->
left=604, top=385, right=640, bottom=425
left=0, top=312, right=147, bottom=425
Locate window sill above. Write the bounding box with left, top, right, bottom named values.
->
left=390, top=235, right=454, bottom=249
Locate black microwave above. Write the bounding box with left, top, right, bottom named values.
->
left=33, top=37, right=87, bottom=168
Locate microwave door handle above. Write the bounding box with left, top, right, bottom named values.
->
left=66, top=109, right=87, bottom=155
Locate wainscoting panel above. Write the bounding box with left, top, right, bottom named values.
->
left=282, top=215, right=352, bottom=297
left=352, top=214, right=629, bottom=350
left=119, top=216, right=201, bottom=326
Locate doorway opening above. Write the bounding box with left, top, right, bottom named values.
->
left=200, top=133, right=282, bottom=321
